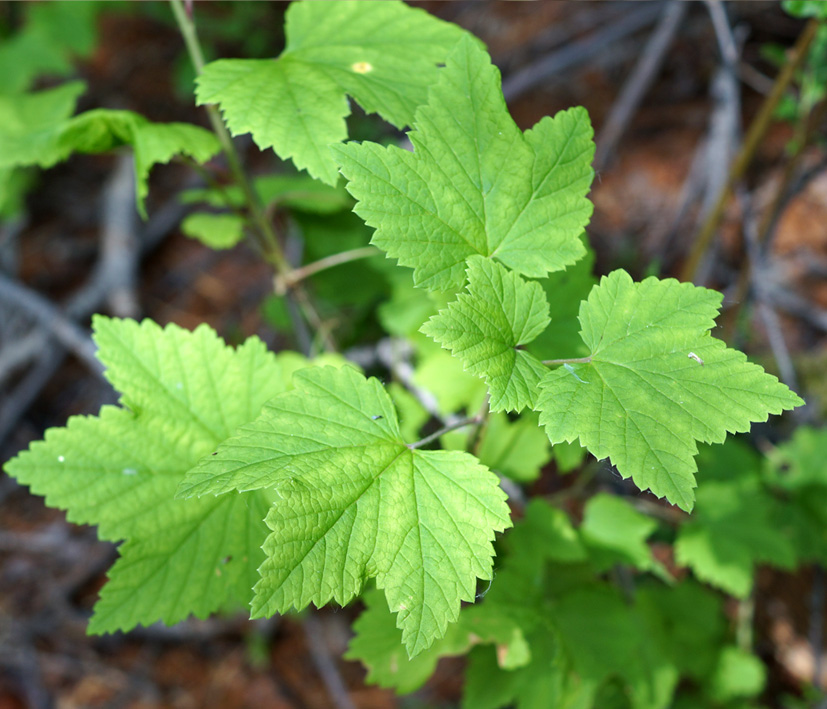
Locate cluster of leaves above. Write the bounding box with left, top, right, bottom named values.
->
left=765, top=1, right=827, bottom=139
left=1, top=1, right=818, bottom=706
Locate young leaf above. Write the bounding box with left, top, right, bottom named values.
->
left=0, top=81, right=85, bottom=167
left=196, top=1, right=466, bottom=184
left=0, top=104, right=220, bottom=218
left=346, top=588, right=473, bottom=694
left=3, top=318, right=301, bottom=633
left=181, top=212, right=245, bottom=250
left=537, top=269, right=803, bottom=511
left=766, top=428, right=827, bottom=563
left=178, top=365, right=512, bottom=657
left=674, top=479, right=796, bottom=597
left=334, top=36, right=595, bottom=291
left=579, top=493, right=666, bottom=577
left=421, top=258, right=549, bottom=412
left=56, top=110, right=221, bottom=218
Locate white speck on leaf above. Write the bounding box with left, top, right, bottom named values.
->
left=688, top=352, right=704, bottom=366
left=351, top=61, right=373, bottom=74
left=122, top=468, right=137, bottom=476
left=58, top=456, right=65, bottom=463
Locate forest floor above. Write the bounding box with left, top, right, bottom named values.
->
left=1, top=2, right=826, bottom=708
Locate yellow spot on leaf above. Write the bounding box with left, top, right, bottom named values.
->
left=351, top=61, right=373, bottom=74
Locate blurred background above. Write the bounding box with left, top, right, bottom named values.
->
left=1, top=2, right=826, bottom=707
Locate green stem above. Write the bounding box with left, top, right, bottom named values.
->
left=408, top=415, right=481, bottom=451
left=542, top=356, right=592, bottom=366
left=466, top=392, right=491, bottom=456
left=178, top=156, right=248, bottom=221
left=275, top=246, right=379, bottom=295
left=170, top=0, right=336, bottom=353
left=169, top=0, right=288, bottom=274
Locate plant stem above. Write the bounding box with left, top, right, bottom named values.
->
left=169, top=0, right=288, bottom=273
left=170, top=0, right=336, bottom=352
left=736, top=588, right=755, bottom=651
left=681, top=17, right=820, bottom=282
left=466, top=392, right=491, bottom=456
left=275, top=246, right=379, bottom=295
left=542, top=356, right=592, bottom=366
left=408, top=415, right=482, bottom=450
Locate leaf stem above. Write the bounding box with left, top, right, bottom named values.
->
left=408, top=415, right=482, bottom=450
left=274, top=246, right=379, bottom=295
left=542, top=356, right=592, bottom=366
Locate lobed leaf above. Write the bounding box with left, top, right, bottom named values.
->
left=334, top=36, right=595, bottom=290
left=181, top=212, right=245, bottom=250
left=196, top=0, right=467, bottom=184
left=421, top=257, right=549, bottom=412
left=0, top=103, right=220, bottom=218
left=4, top=318, right=301, bottom=633
left=675, top=478, right=796, bottom=597
left=179, top=365, right=512, bottom=657
left=537, top=269, right=803, bottom=511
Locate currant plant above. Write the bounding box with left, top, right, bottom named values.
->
left=2, top=2, right=815, bottom=706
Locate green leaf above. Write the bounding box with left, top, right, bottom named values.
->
left=537, top=269, right=803, bottom=511
left=0, top=2, right=100, bottom=94
left=414, top=342, right=488, bottom=417
left=180, top=173, right=352, bottom=215
left=178, top=365, right=511, bottom=656
left=766, top=428, right=827, bottom=563
left=579, top=493, right=665, bottom=577
left=441, top=412, right=551, bottom=483
left=638, top=580, right=726, bottom=681
left=181, top=212, right=245, bottom=250
left=196, top=0, right=467, bottom=184
left=422, top=258, right=549, bottom=412
left=527, top=235, right=596, bottom=360
left=553, top=586, right=679, bottom=709
left=334, top=36, right=595, bottom=291
left=783, top=0, right=827, bottom=19
left=346, top=588, right=472, bottom=694
left=674, top=478, right=797, bottom=597
left=709, top=646, right=767, bottom=703
left=0, top=81, right=86, bottom=166
left=3, top=318, right=305, bottom=633
left=0, top=104, right=220, bottom=218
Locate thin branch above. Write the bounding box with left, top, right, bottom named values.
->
left=811, top=565, right=826, bottom=692
left=408, top=415, right=481, bottom=450
left=0, top=272, right=102, bottom=376
left=595, top=1, right=687, bottom=170
left=302, top=614, right=357, bottom=709
left=502, top=3, right=663, bottom=103
left=275, top=246, right=379, bottom=295
left=739, top=188, right=800, bottom=392
left=681, top=18, right=821, bottom=282
left=466, top=392, right=491, bottom=457
left=101, top=153, right=140, bottom=318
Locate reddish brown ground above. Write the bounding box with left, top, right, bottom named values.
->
left=1, top=3, right=826, bottom=707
